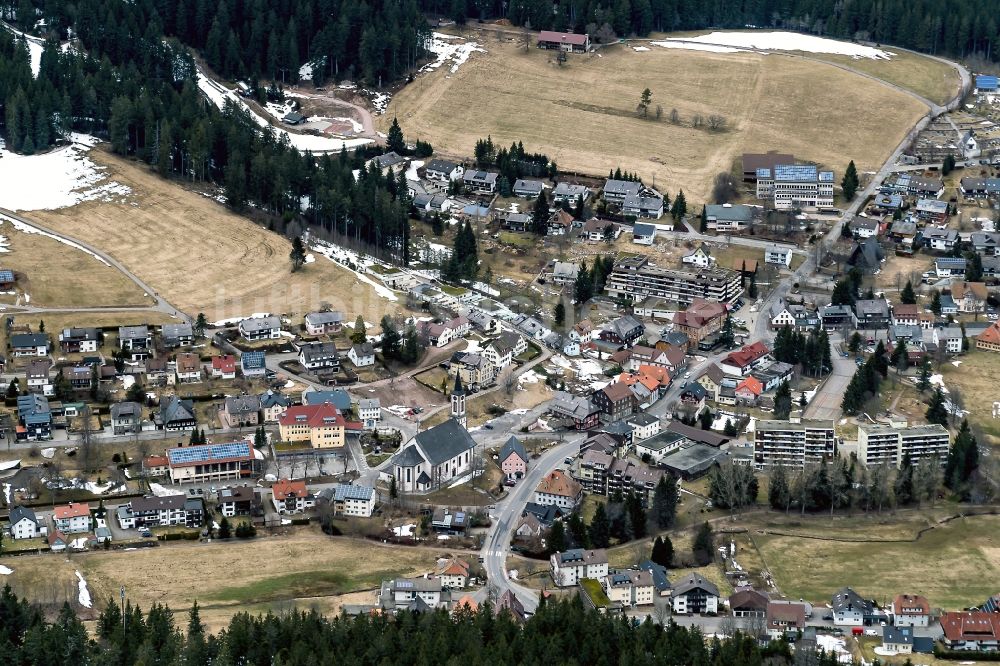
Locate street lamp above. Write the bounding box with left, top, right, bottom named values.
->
left=120, top=585, right=126, bottom=634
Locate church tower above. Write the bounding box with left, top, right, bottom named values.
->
left=451, top=374, right=467, bottom=429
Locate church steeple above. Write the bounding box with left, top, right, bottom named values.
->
left=451, top=374, right=467, bottom=429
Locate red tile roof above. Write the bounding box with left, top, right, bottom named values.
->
left=674, top=299, right=727, bottom=329
left=538, top=30, right=588, bottom=46
left=736, top=376, right=763, bottom=396
left=212, top=355, right=236, bottom=372
left=978, top=322, right=1000, bottom=345
left=272, top=478, right=309, bottom=500
left=535, top=470, right=582, bottom=498
left=940, top=611, right=1000, bottom=642
left=724, top=341, right=770, bottom=369
left=54, top=502, right=91, bottom=519
left=893, top=594, right=930, bottom=616
left=278, top=402, right=346, bottom=428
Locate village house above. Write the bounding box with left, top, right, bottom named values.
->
left=673, top=299, right=727, bottom=345
left=436, top=558, right=471, bottom=589
left=271, top=478, right=315, bottom=515
left=379, top=577, right=449, bottom=612
left=831, top=587, right=875, bottom=626
left=259, top=390, right=291, bottom=423
left=934, top=257, right=966, bottom=278
left=368, top=151, right=408, bottom=174
left=915, top=198, right=948, bottom=223
left=304, top=311, right=344, bottom=335
left=142, top=455, right=169, bottom=478
left=299, top=341, right=340, bottom=371
left=357, top=398, right=381, bottom=429
left=601, top=315, right=645, bottom=347
left=462, top=169, right=499, bottom=194
left=512, top=179, right=543, bottom=198
left=547, top=209, right=574, bottom=235
left=604, top=570, right=655, bottom=608
left=424, top=158, right=463, bottom=182
left=499, top=436, right=528, bottom=481
left=767, top=601, right=808, bottom=639
left=278, top=402, right=347, bottom=448
left=155, top=396, right=197, bottom=431
left=705, top=204, right=754, bottom=232
left=174, top=352, right=202, bottom=383
left=632, top=222, right=656, bottom=245
left=390, top=418, right=477, bottom=492
left=166, top=440, right=260, bottom=485
left=682, top=245, right=713, bottom=268
left=924, top=228, right=959, bottom=252
left=603, top=179, right=641, bottom=203
left=219, top=395, right=261, bottom=429
left=17, top=393, right=52, bottom=440
left=720, top=341, right=771, bottom=376
left=110, top=401, right=142, bottom=435
left=765, top=245, right=793, bottom=268
left=211, top=354, right=237, bottom=379
left=552, top=182, right=591, bottom=204
left=671, top=574, right=720, bottom=615
left=53, top=502, right=91, bottom=533
left=854, top=298, right=892, bottom=329
left=25, top=359, right=52, bottom=395
left=217, top=485, right=263, bottom=518
left=59, top=327, right=100, bottom=353
left=9, top=506, right=40, bottom=539
left=240, top=351, right=267, bottom=378
left=537, top=30, right=590, bottom=52
left=161, top=323, right=194, bottom=349
left=550, top=548, right=608, bottom=587
left=592, top=382, right=636, bottom=423
left=623, top=190, right=664, bottom=219
left=729, top=589, right=769, bottom=618
left=951, top=280, right=987, bottom=313
left=499, top=211, right=531, bottom=232
left=348, top=342, right=375, bottom=367
left=977, top=321, right=1000, bottom=352
left=318, top=483, right=377, bottom=518
left=849, top=217, right=880, bottom=239
left=238, top=316, right=282, bottom=341
left=581, top=217, right=618, bottom=242
left=11, top=332, right=50, bottom=357
left=534, top=469, right=582, bottom=509
left=548, top=391, right=600, bottom=430
left=419, top=316, right=471, bottom=347
left=939, top=612, right=1000, bottom=651
left=118, top=325, right=152, bottom=351
left=892, top=594, right=931, bottom=627
left=550, top=260, right=579, bottom=284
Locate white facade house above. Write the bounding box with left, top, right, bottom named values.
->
left=765, top=245, right=793, bottom=268
left=682, top=246, right=713, bottom=268
left=331, top=483, right=377, bottom=517
left=550, top=548, right=609, bottom=587
left=358, top=398, right=381, bottom=429
left=892, top=594, right=931, bottom=627
left=348, top=342, right=376, bottom=367
left=671, top=574, right=720, bottom=615
left=239, top=316, right=282, bottom=340
left=53, top=503, right=92, bottom=534
left=9, top=506, right=39, bottom=540
left=832, top=588, right=872, bottom=626
left=532, top=470, right=582, bottom=509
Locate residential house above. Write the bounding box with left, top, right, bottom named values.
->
left=449, top=351, right=492, bottom=391
left=118, top=326, right=151, bottom=350
left=674, top=299, right=727, bottom=345
left=671, top=574, right=720, bottom=615
left=604, top=570, right=655, bottom=607
left=951, top=280, right=987, bottom=313
left=735, top=376, right=763, bottom=404
left=156, top=396, right=196, bottom=431
left=849, top=236, right=886, bottom=273
left=550, top=548, right=609, bottom=587
left=881, top=626, right=914, bottom=655
left=16, top=393, right=52, bottom=440
left=767, top=601, right=808, bottom=639
left=161, top=323, right=194, bottom=349
left=278, top=402, right=347, bottom=448
left=552, top=182, right=591, bottom=204
left=550, top=261, right=580, bottom=285
left=854, top=298, right=892, bottom=329
left=849, top=217, right=880, bottom=238
left=499, top=436, right=528, bottom=481
left=379, top=577, right=449, bottom=611
left=892, top=594, right=931, bottom=628
left=548, top=391, right=600, bottom=430
left=271, top=478, right=315, bottom=514
left=602, top=179, right=641, bottom=203
left=25, top=359, right=52, bottom=394
left=939, top=612, right=1000, bottom=651
left=547, top=209, right=574, bottom=235
left=431, top=507, right=469, bottom=534
left=211, top=355, right=237, bottom=379
left=216, top=486, right=262, bottom=518
left=126, top=494, right=203, bottom=528
left=720, top=341, right=770, bottom=376
left=11, top=333, right=50, bottom=357
left=891, top=304, right=921, bottom=327
left=592, top=382, right=636, bottom=423
left=390, top=419, right=477, bottom=492
left=935, top=257, right=967, bottom=278
left=512, top=179, right=543, bottom=198
left=924, top=228, right=959, bottom=252
left=462, top=169, right=498, bottom=194
left=166, top=440, right=259, bottom=484
left=9, top=506, right=39, bottom=539
left=678, top=383, right=708, bottom=416
left=219, top=395, right=261, bottom=429
left=110, top=401, right=142, bottom=435
left=632, top=222, right=656, bottom=245
left=299, top=341, right=340, bottom=370
left=259, top=390, right=290, bottom=423
left=628, top=412, right=660, bottom=442
left=48, top=530, right=67, bottom=552
left=820, top=305, right=856, bottom=331
left=59, top=327, right=100, bottom=353
left=622, top=191, right=664, bottom=219
left=326, top=483, right=377, bottom=517
left=241, top=351, right=267, bottom=378
left=601, top=315, right=644, bottom=346
left=424, top=159, right=463, bottom=182
left=304, top=311, right=344, bottom=335
left=682, top=245, right=713, bottom=268
left=915, top=198, right=948, bottom=223
left=348, top=342, right=375, bottom=367
left=765, top=245, right=793, bottom=268
left=705, top=204, right=754, bottom=232
left=419, top=316, right=471, bottom=347
left=358, top=398, right=381, bottom=429
left=142, top=455, right=169, bottom=478
left=534, top=470, right=582, bottom=509
left=53, top=502, right=91, bottom=533
left=174, top=352, right=202, bottom=383
left=972, top=231, right=1000, bottom=256
left=435, top=558, right=471, bottom=589
left=500, top=211, right=532, bottom=232
left=751, top=361, right=795, bottom=392
left=831, top=587, right=874, bottom=626
left=934, top=326, right=964, bottom=354
left=482, top=336, right=516, bottom=373
left=303, top=388, right=352, bottom=411
left=238, top=316, right=282, bottom=341
left=368, top=151, right=407, bottom=174
left=581, top=217, right=618, bottom=242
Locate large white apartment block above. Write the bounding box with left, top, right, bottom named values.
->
left=756, top=164, right=834, bottom=210
left=753, top=418, right=836, bottom=469
left=605, top=255, right=743, bottom=307
left=858, top=422, right=950, bottom=468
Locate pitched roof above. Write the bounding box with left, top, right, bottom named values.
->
left=159, top=396, right=195, bottom=424
left=736, top=376, right=763, bottom=396
left=599, top=381, right=635, bottom=403
left=212, top=355, right=237, bottom=372
left=54, top=502, right=91, bottom=519
left=272, top=478, right=311, bottom=500
left=672, top=573, right=720, bottom=598
left=939, top=611, right=1000, bottom=642
left=410, top=418, right=476, bottom=466
left=893, top=593, right=930, bottom=616
left=9, top=505, right=37, bottom=525
left=535, top=470, right=581, bottom=498
left=278, top=402, right=346, bottom=429
left=225, top=395, right=261, bottom=414
left=499, top=436, right=528, bottom=465
left=538, top=30, right=588, bottom=45
left=239, top=316, right=281, bottom=332
left=175, top=352, right=200, bottom=373
left=723, top=341, right=770, bottom=369
left=729, top=589, right=769, bottom=611
left=110, top=401, right=142, bottom=419
left=259, top=390, right=290, bottom=408
left=978, top=322, right=1000, bottom=345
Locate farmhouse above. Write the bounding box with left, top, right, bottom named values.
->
left=755, top=164, right=834, bottom=210
left=705, top=204, right=754, bottom=232
left=537, top=30, right=589, bottom=52
left=239, top=316, right=282, bottom=341
left=166, top=440, right=259, bottom=484
left=391, top=418, right=477, bottom=492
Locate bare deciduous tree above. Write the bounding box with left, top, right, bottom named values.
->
left=669, top=108, right=680, bottom=124
left=502, top=370, right=516, bottom=397
left=707, top=114, right=727, bottom=131
left=691, top=114, right=704, bottom=129
left=712, top=172, right=738, bottom=204
left=655, top=104, right=663, bottom=120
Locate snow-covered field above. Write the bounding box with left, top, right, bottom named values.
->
left=195, top=69, right=372, bottom=153
left=421, top=33, right=486, bottom=75
left=650, top=40, right=745, bottom=54
left=656, top=31, right=894, bottom=59
left=310, top=241, right=399, bottom=302
left=0, top=134, right=131, bottom=212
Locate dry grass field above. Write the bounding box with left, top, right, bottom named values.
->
left=4, top=531, right=451, bottom=631
left=0, top=223, right=152, bottom=308
left=755, top=513, right=999, bottom=608
left=941, top=350, right=1000, bottom=446
left=803, top=49, right=961, bottom=106
left=28, top=150, right=400, bottom=323
left=386, top=35, right=927, bottom=202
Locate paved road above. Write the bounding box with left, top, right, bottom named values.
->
left=803, top=335, right=855, bottom=421
left=0, top=207, right=189, bottom=322
left=481, top=435, right=583, bottom=613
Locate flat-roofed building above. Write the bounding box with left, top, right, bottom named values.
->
left=756, top=164, right=834, bottom=210
left=166, top=441, right=259, bottom=484
left=753, top=418, right=836, bottom=469
left=858, top=422, right=949, bottom=468
left=605, top=255, right=742, bottom=307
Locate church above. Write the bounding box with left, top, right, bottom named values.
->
left=390, top=376, right=478, bottom=492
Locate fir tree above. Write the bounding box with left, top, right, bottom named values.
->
left=842, top=160, right=859, bottom=199
left=588, top=502, right=611, bottom=548
left=768, top=465, right=790, bottom=510
left=773, top=380, right=792, bottom=419
left=651, top=475, right=677, bottom=529
left=350, top=315, right=367, bottom=344
left=925, top=386, right=949, bottom=427
left=917, top=355, right=932, bottom=392
left=554, top=301, right=565, bottom=328
left=386, top=117, right=405, bottom=154
left=900, top=280, right=917, bottom=304
left=547, top=520, right=567, bottom=554
left=930, top=290, right=942, bottom=315
left=651, top=535, right=673, bottom=567
left=692, top=521, right=714, bottom=566
left=289, top=236, right=307, bottom=272
left=532, top=190, right=549, bottom=236
left=670, top=190, right=687, bottom=221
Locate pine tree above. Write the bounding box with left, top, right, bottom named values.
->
left=930, top=290, right=942, bottom=315
left=925, top=386, right=949, bottom=427
left=831, top=278, right=856, bottom=306
left=574, top=260, right=593, bottom=304
left=386, top=117, right=405, bottom=154
left=651, top=535, right=674, bottom=567
left=588, top=503, right=611, bottom=548
left=774, top=380, right=792, bottom=419
left=625, top=493, right=647, bottom=539
left=289, top=236, right=307, bottom=272
left=873, top=341, right=889, bottom=377
left=945, top=420, right=980, bottom=494
left=849, top=331, right=863, bottom=353
left=720, top=312, right=735, bottom=349
left=671, top=190, right=687, bottom=221
left=894, top=455, right=915, bottom=505
left=194, top=313, right=207, bottom=337
left=547, top=520, right=567, bottom=554
left=699, top=205, right=708, bottom=232
left=219, top=517, right=232, bottom=539
left=917, top=355, right=932, bottom=392
left=900, top=280, right=917, bottom=304
left=724, top=418, right=738, bottom=436
left=842, top=160, right=859, bottom=199
left=692, top=521, right=714, bottom=566
left=532, top=191, right=549, bottom=236
left=651, top=475, right=677, bottom=529
left=553, top=301, right=565, bottom=328
left=351, top=316, right=367, bottom=344
left=768, top=465, right=790, bottom=510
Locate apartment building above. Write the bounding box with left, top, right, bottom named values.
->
left=753, top=418, right=836, bottom=469
left=756, top=164, right=834, bottom=210
left=857, top=422, right=950, bottom=468
left=605, top=255, right=743, bottom=307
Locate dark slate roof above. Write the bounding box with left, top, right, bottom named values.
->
left=831, top=587, right=872, bottom=614
left=499, top=436, right=528, bottom=464
left=412, top=418, right=476, bottom=466
left=672, top=573, right=719, bottom=598
left=110, top=402, right=142, bottom=419
left=391, top=446, right=426, bottom=467
left=10, top=333, right=48, bottom=348
left=303, top=389, right=351, bottom=411
left=259, top=390, right=290, bottom=408
left=9, top=505, right=37, bottom=525
left=523, top=502, right=562, bottom=524
left=160, top=396, right=195, bottom=423
left=638, top=559, right=672, bottom=592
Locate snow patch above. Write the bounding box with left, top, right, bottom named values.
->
left=41, top=447, right=56, bottom=459
left=393, top=523, right=415, bottom=537
left=518, top=370, right=541, bottom=385
left=2, top=483, right=10, bottom=504
left=421, top=33, right=486, bottom=74
left=311, top=241, right=399, bottom=302
left=148, top=482, right=178, bottom=497
left=632, top=46, right=650, bottom=52
left=76, top=571, right=93, bottom=608
left=0, top=135, right=131, bottom=212
left=0, top=565, right=12, bottom=575
left=951, top=360, right=962, bottom=367
left=650, top=41, right=746, bottom=54
left=659, top=31, right=894, bottom=59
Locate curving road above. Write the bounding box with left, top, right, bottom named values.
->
left=0, top=207, right=189, bottom=322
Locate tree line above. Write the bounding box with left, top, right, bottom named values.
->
left=435, top=0, right=1000, bottom=65
left=0, top=583, right=847, bottom=666
left=772, top=325, right=833, bottom=379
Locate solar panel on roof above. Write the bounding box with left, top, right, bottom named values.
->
left=168, top=441, right=251, bottom=465
left=773, top=164, right=818, bottom=181
left=397, top=580, right=414, bottom=588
